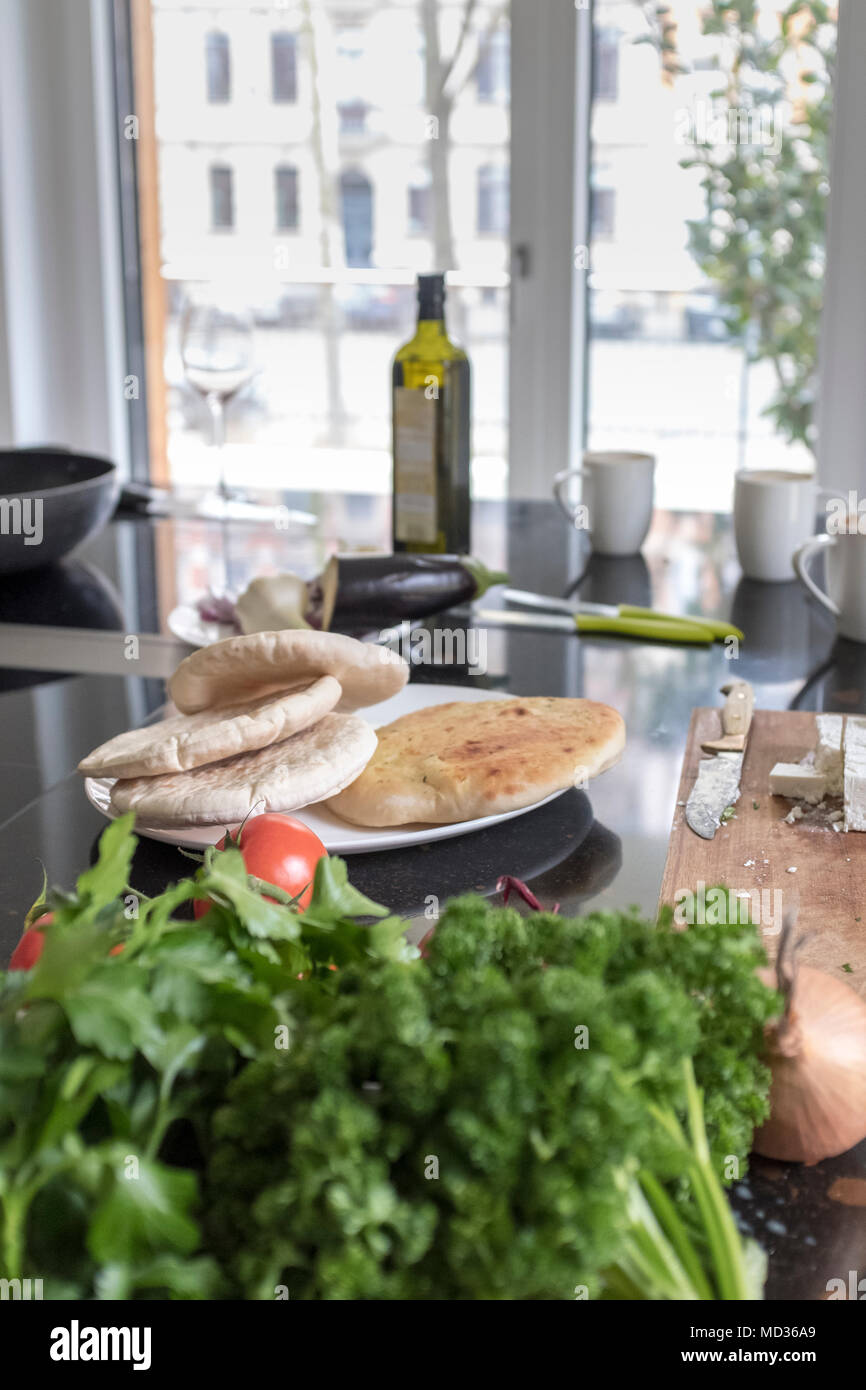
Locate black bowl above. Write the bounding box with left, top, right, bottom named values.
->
left=0, top=449, right=119, bottom=575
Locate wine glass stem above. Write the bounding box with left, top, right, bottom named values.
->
left=206, top=392, right=228, bottom=498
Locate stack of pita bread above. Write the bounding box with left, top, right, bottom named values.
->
left=78, top=631, right=409, bottom=827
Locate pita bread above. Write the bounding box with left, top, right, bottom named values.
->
left=169, top=629, right=408, bottom=715
left=109, top=712, right=377, bottom=827
left=327, top=697, right=625, bottom=827
left=77, top=677, right=341, bottom=780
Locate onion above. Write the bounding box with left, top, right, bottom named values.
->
left=754, top=936, right=866, bottom=1165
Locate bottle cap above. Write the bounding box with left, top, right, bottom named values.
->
left=417, top=273, right=446, bottom=319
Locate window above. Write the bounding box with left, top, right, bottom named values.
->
left=275, top=166, right=299, bottom=231
left=271, top=32, right=297, bottom=104
left=477, top=164, right=509, bottom=236
left=338, top=100, right=368, bottom=135
left=592, top=27, right=619, bottom=103
left=585, top=0, right=837, bottom=510
left=476, top=27, right=509, bottom=103
left=123, top=1, right=512, bottom=504
left=209, top=166, right=234, bottom=230
left=205, top=31, right=230, bottom=104
left=340, top=169, right=373, bottom=268
left=590, top=187, right=615, bottom=241
left=408, top=172, right=431, bottom=236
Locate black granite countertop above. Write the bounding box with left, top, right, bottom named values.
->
left=2, top=492, right=865, bottom=1301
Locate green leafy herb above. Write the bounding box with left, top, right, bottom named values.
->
left=0, top=823, right=775, bottom=1300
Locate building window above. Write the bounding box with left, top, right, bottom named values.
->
left=205, top=31, right=231, bottom=104
left=209, top=165, right=234, bottom=230
left=340, top=169, right=373, bottom=268
left=271, top=32, right=298, bottom=104
left=477, top=164, right=509, bottom=236
left=275, top=165, right=299, bottom=231
left=408, top=176, right=431, bottom=236
left=338, top=99, right=368, bottom=135
left=590, top=186, right=616, bottom=241
left=592, top=28, right=619, bottom=103
left=476, top=27, right=510, bottom=103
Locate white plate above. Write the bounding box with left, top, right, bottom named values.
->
left=168, top=605, right=236, bottom=648
left=84, top=684, right=567, bottom=855
left=167, top=605, right=417, bottom=650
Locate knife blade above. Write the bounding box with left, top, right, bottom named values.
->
left=685, top=680, right=755, bottom=840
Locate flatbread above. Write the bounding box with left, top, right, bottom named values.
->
left=78, top=677, right=342, bottom=780
left=327, top=697, right=625, bottom=827
left=169, top=629, right=408, bottom=715
left=109, top=712, right=377, bottom=827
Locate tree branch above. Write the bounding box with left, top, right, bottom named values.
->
left=437, top=0, right=480, bottom=101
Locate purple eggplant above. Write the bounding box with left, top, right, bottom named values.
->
left=311, top=554, right=508, bottom=631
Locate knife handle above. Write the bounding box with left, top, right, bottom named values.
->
left=618, top=606, right=744, bottom=643
left=575, top=614, right=714, bottom=644
left=720, top=680, right=754, bottom=738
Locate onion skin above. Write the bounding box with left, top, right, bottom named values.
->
left=754, top=965, right=866, bottom=1166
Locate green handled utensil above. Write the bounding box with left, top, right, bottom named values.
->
left=474, top=608, right=718, bottom=644
left=497, top=589, right=743, bottom=645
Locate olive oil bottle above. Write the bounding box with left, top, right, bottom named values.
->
left=392, top=273, right=471, bottom=554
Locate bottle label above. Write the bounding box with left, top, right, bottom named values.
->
left=393, top=386, right=437, bottom=543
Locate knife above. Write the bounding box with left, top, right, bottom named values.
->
left=685, top=680, right=755, bottom=840
left=472, top=608, right=718, bottom=645
left=501, top=589, right=743, bottom=643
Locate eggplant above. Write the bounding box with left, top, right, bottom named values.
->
left=314, top=554, right=508, bottom=632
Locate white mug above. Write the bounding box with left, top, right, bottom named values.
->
left=553, top=452, right=655, bottom=557
left=734, top=470, right=829, bottom=583
left=794, top=530, right=866, bottom=644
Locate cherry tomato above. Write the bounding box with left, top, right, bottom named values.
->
left=8, top=913, right=53, bottom=970
left=195, top=813, right=328, bottom=919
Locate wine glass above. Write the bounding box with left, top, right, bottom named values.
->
left=180, top=298, right=256, bottom=505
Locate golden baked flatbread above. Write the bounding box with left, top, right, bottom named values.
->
left=169, top=629, right=408, bottom=715
left=327, top=696, right=625, bottom=827
left=78, top=677, right=341, bottom=779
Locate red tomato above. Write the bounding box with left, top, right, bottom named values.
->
left=8, top=913, right=124, bottom=969
left=8, top=912, right=53, bottom=970
left=195, top=813, right=327, bottom=919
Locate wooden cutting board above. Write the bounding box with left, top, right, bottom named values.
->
left=659, top=708, right=866, bottom=997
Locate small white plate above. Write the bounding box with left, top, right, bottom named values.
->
left=84, top=684, right=567, bottom=855
left=168, top=605, right=236, bottom=648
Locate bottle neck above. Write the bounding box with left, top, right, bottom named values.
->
left=416, top=312, right=446, bottom=336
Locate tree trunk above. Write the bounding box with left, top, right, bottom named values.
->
left=422, top=0, right=467, bottom=342
left=300, top=0, right=347, bottom=446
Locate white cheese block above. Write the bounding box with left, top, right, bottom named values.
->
left=845, top=716, right=866, bottom=754
left=814, top=714, right=844, bottom=796
left=844, top=769, right=866, bottom=831
left=769, top=762, right=827, bottom=804
left=844, top=718, right=866, bottom=830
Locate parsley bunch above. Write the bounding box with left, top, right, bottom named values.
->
left=0, top=820, right=776, bottom=1300
left=207, top=896, right=776, bottom=1299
